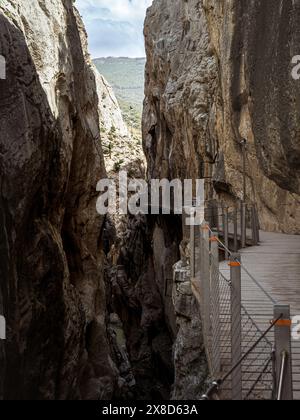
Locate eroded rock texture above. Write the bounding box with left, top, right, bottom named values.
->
left=172, top=262, right=208, bottom=400
left=143, top=0, right=300, bottom=233
left=143, top=0, right=300, bottom=400
left=95, top=71, right=145, bottom=175
left=105, top=214, right=182, bottom=399
left=0, top=0, right=119, bottom=400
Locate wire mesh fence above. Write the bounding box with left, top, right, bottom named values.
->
left=191, top=216, right=284, bottom=400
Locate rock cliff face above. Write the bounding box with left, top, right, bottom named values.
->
left=143, top=0, right=300, bottom=399
left=143, top=0, right=300, bottom=233
left=0, top=0, right=120, bottom=400
left=1, top=0, right=299, bottom=402
left=106, top=214, right=180, bottom=399
left=102, top=177, right=176, bottom=399
left=95, top=71, right=143, bottom=174
left=94, top=67, right=144, bottom=176
left=172, top=262, right=208, bottom=399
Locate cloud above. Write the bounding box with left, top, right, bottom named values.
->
left=76, top=0, right=152, bottom=57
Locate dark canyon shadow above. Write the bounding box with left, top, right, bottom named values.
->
left=0, top=13, right=68, bottom=400
left=0, top=8, right=108, bottom=400
left=105, top=213, right=182, bottom=400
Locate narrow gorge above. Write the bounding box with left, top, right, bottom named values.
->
left=0, top=0, right=299, bottom=401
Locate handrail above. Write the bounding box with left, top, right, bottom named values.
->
left=192, top=205, right=293, bottom=400
left=221, top=314, right=282, bottom=384
left=207, top=224, right=277, bottom=305
left=277, top=351, right=288, bottom=401
left=201, top=315, right=283, bottom=400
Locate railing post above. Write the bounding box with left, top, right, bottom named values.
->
left=202, top=222, right=211, bottom=352
left=209, top=200, right=219, bottom=231
left=206, top=204, right=213, bottom=228
left=251, top=205, right=258, bottom=246
left=216, top=204, right=220, bottom=235
left=274, top=305, right=293, bottom=400
left=234, top=206, right=238, bottom=252
left=190, top=211, right=195, bottom=279
left=255, top=205, right=260, bottom=243
left=230, top=253, right=242, bottom=400
left=272, top=349, right=277, bottom=400
left=220, top=203, right=224, bottom=236
left=223, top=206, right=229, bottom=260
left=241, top=202, right=246, bottom=248
left=210, top=232, right=221, bottom=377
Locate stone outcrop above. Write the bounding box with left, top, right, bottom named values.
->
left=105, top=214, right=182, bottom=399
left=172, top=262, right=208, bottom=400
left=0, top=0, right=121, bottom=400
left=143, top=0, right=300, bottom=233
left=95, top=71, right=144, bottom=174
left=96, top=72, right=129, bottom=140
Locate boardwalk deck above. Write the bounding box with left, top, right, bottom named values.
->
left=219, top=231, right=300, bottom=400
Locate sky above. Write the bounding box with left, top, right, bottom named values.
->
left=76, top=0, right=153, bottom=58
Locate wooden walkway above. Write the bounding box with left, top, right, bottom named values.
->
left=220, top=231, right=300, bottom=400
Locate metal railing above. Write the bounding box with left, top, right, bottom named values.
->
left=189, top=209, right=293, bottom=400
left=277, top=351, right=288, bottom=401
left=205, top=201, right=260, bottom=253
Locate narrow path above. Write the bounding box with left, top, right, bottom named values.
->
left=220, top=231, right=300, bottom=400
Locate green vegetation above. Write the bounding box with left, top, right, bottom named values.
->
left=108, top=126, right=117, bottom=141
left=114, top=159, right=125, bottom=172
left=93, top=57, right=146, bottom=130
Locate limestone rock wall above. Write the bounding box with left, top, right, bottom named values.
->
left=172, top=262, right=208, bottom=400
left=96, top=72, right=129, bottom=139
left=0, top=0, right=119, bottom=400
left=143, top=0, right=300, bottom=400
left=143, top=0, right=300, bottom=233
left=106, top=214, right=182, bottom=399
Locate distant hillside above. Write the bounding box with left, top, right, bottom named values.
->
left=93, top=57, right=146, bottom=130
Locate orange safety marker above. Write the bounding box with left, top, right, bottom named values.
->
left=271, top=319, right=292, bottom=327
left=228, top=261, right=241, bottom=267
left=209, top=236, right=218, bottom=242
